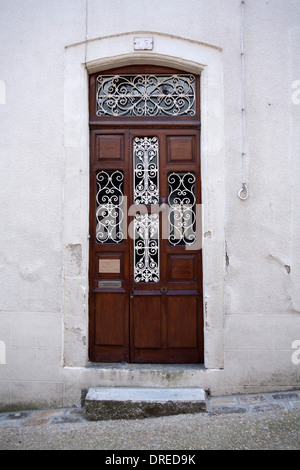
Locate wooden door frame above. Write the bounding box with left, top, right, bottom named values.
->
left=88, top=65, right=203, bottom=363
left=63, top=32, right=226, bottom=370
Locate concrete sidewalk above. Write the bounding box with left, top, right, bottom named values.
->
left=0, top=390, right=300, bottom=450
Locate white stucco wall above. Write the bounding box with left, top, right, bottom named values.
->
left=0, top=0, right=299, bottom=410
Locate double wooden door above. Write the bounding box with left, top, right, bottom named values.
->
left=89, top=127, right=203, bottom=363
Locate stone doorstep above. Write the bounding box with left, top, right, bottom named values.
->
left=85, top=387, right=208, bottom=421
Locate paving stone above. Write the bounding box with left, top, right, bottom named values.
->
left=210, top=406, right=247, bottom=415
left=51, top=415, right=83, bottom=424
left=290, top=401, right=300, bottom=409
left=239, top=395, right=268, bottom=404
left=250, top=403, right=286, bottom=413
left=8, top=412, right=29, bottom=420
left=209, top=396, right=238, bottom=405
left=31, top=409, right=65, bottom=418
left=272, top=392, right=300, bottom=400
left=66, top=408, right=85, bottom=415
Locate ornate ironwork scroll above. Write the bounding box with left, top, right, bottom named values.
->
left=168, top=172, right=196, bottom=246
left=133, top=136, right=159, bottom=204
left=96, top=170, right=124, bottom=244
left=96, top=74, right=196, bottom=117
left=134, top=214, right=160, bottom=283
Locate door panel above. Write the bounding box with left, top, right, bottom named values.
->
left=167, top=254, right=198, bottom=283
left=94, top=134, right=125, bottom=163
left=89, top=129, right=130, bottom=362
left=167, top=295, right=198, bottom=349
left=132, top=294, right=162, bottom=349
left=166, top=135, right=196, bottom=164
left=95, top=293, right=126, bottom=346
left=129, top=129, right=203, bottom=363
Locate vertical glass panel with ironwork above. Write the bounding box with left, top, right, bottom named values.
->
left=96, top=170, right=124, bottom=244
left=133, top=136, right=159, bottom=205
left=168, top=172, right=196, bottom=246
left=134, top=214, right=160, bottom=283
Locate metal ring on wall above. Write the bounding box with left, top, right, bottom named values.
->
left=238, top=183, right=249, bottom=201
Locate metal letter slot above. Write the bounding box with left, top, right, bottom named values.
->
left=98, top=280, right=122, bottom=289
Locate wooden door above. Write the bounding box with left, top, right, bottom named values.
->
left=88, top=66, right=203, bottom=363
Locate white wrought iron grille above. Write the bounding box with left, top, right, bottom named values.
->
left=133, top=136, right=159, bottom=205
left=134, top=214, right=160, bottom=283
left=96, top=170, right=124, bottom=244
left=96, top=74, right=196, bottom=117
left=168, top=172, right=197, bottom=246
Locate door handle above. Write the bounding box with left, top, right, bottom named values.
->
left=160, top=286, right=168, bottom=294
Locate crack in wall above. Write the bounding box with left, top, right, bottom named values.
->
left=269, top=254, right=291, bottom=274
